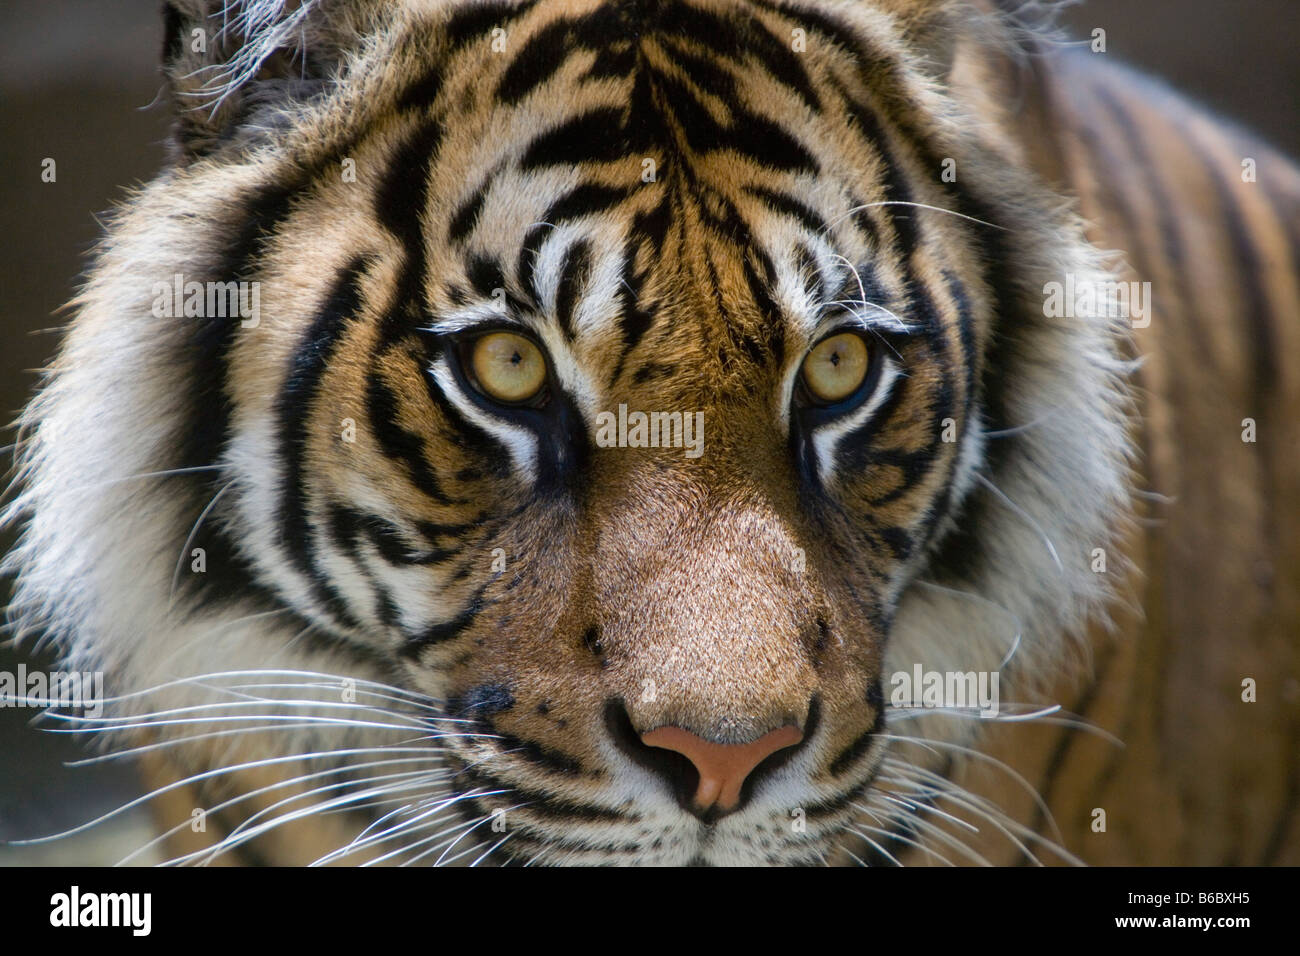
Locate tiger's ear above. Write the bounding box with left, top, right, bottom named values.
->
left=868, top=0, right=987, bottom=76
left=879, top=0, right=1056, bottom=66
left=160, top=0, right=374, bottom=160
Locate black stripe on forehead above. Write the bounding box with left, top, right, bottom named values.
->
left=555, top=239, right=592, bottom=340
left=512, top=186, right=632, bottom=305
left=827, top=259, right=890, bottom=316
left=492, top=0, right=823, bottom=113
left=651, top=69, right=819, bottom=175
left=448, top=173, right=493, bottom=245
left=495, top=5, right=631, bottom=104
left=616, top=236, right=655, bottom=354
left=792, top=241, right=825, bottom=303
left=653, top=0, right=821, bottom=113
left=744, top=185, right=832, bottom=236
left=519, top=108, right=634, bottom=169
left=444, top=0, right=540, bottom=50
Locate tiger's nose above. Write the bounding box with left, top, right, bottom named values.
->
left=640, top=723, right=804, bottom=814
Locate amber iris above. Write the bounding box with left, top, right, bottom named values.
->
left=470, top=331, right=547, bottom=404
left=801, top=331, right=870, bottom=404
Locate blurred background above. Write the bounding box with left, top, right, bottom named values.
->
left=1, top=0, right=1297, bottom=864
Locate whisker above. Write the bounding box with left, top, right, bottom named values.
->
left=910, top=578, right=1024, bottom=669
left=128, top=761, right=451, bottom=867
left=860, top=793, right=991, bottom=865
left=168, top=480, right=236, bottom=604
left=974, top=472, right=1064, bottom=573
left=878, top=733, right=1068, bottom=847
left=189, top=771, right=461, bottom=867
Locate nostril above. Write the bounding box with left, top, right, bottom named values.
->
left=642, top=723, right=803, bottom=815
left=604, top=700, right=700, bottom=810
left=604, top=699, right=820, bottom=822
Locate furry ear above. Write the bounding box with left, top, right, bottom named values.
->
left=868, top=0, right=1060, bottom=76
left=160, top=0, right=374, bottom=159
left=866, top=0, right=971, bottom=76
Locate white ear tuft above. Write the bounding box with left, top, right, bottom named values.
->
left=160, top=0, right=374, bottom=159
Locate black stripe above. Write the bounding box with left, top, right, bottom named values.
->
left=1091, top=85, right=1190, bottom=300
left=653, top=70, right=818, bottom=174
left=741, top=12, right=822, bottom=113
left=493, top=732, right=585, bottom=776
left=448, top=180, right=490, bottom=244
left=516, top=223, right=550, bottom=305
left=495, top=17, right=578, bottom=104
left=402, top=589, right=488, bottom=654
left=375, top=117, right=444, bottom=347
left=631, top=199, right=672, bottom=253
left=325, top=505, right=401, bottom=628
left=275, top=258, right=372, bottom=630
left=616, top=239, right=654, bottom=354
left=541, top=183, right=630, bottom=225
left=749, top=0, right=872, bottom=64
left=365, top=366, right=457, bottom=504
left=182, top=178, right=304, bottom=480
left=833, top=82, right=919, bottom=253
left=395, top=64, right=444, bottom=113
left=554, top=239, right=591, bottom=339
left=519, top=108, right=630, bottom=169
left=744, top=184, right=831, bottom=235
left=454, top=764, right=629, bottom=824
left=177, top=162, right=341, bottom=616
left=417, top=517, right=487, bottom=546
left=1189, top=131, right=1281, bottom=413
left=656, top=35, right=740, bottom=101
left=329, top=505, right=459, bottom=567
left=444, top=0, right=538, bottom=50
left=1020, top=643, right=1117, bottom=863
left=465, top=253, right=506, bottom=298
left=495, top=5, right=628, bottom=103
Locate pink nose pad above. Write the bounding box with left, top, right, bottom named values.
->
left=640, top=724, right=804, bottom=812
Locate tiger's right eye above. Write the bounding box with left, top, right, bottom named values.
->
left=468, top=331, right=548, bottom=405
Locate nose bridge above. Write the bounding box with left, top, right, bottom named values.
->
left=590, top=452, right=820, bottom=742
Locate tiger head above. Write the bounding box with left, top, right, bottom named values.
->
left=6, top=0, right=1132, bottom=865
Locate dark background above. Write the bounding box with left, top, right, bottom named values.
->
left=1, top=0, right=1297, bottom=863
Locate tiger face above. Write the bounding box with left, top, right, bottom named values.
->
left=8, top=0, right=1133, bottom=866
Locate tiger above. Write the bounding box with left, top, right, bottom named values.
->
left=4, top=0, right=1298, bottom=867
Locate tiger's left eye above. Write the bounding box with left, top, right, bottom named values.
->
left=469, top=331, right=548, bottom=404
left=801, top=331, right=871, bottom=405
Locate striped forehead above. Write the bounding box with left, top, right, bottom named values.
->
left=338, top=0, right=976, bottom=412
left=411, top=17, right=861, bottom=269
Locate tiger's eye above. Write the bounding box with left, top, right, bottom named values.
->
left=469, top=331, right=547, bottom=404
left=801, top=331, right=870, bottom=404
